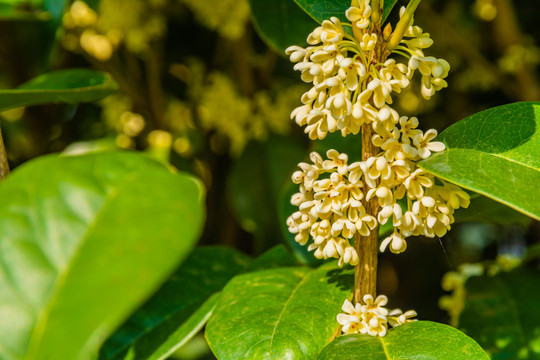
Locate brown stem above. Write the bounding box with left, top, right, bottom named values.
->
left=354, top=123, right=380, bottom=303
left=0, top=121, right=10, bottom=179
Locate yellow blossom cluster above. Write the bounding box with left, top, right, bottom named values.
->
left=287, top=148, right=469, bottom=265
left=197, top=72, right=300, bottom=155
left=286, top=5, right=449, bottom=141
left=286, top=4, right=470, bottom=265
left=179, top=0, right=250, bottom=40
left=337, top=295, right=417, bottom=336
left=62, top=0, right=165, bottom=60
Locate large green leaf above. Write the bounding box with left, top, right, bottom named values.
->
left=0, top=151, right=205, bottom=360
left=317, top=321, right=489, bottom=359
left=0, top=69, right=118, bottom=112
left=206, top=263, right=354, bottom=360
left=418, top=102, right=540, bottom=221
left=248, top=0, right=318, bottom=52
left=459, top=268, right=540, bottom=359
left=99, top=246, right=250, bottom=360
left=293, top=0, right=397, bottom=25
left=246, top=244, right=299, bottom=271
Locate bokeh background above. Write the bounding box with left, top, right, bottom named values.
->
left=0, top=0, right=539, bottom=358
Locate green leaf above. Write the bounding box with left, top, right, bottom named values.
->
left=418, top=102, right=540, bottom=221
left=382, top=0, right=399, bottom=23
left=459, top=268, right=540, bottom=359
left=293, top=0, right=349, bottom=24
left=317, top=321, right=490, bottom=359
left=99, top=246, right=250, bottom=360
left=293, top=0, right=397, bottom=25
left=0, top=2, right=50, bottom=20
left=228, top=136, right=305, bottom=252
left=0, top=69, right=118, bottom=112
left=248, top=0, right=318, bottom=52
left=246, top=245, right=299, bottom=271
left=206, top=263, right=354, bottom=360
left=454, top=194, right=532, bottom=226
left=0, top=151, right=205, bottom=360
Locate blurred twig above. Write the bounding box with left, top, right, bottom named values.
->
left=0, top=122, right=10, bottom=179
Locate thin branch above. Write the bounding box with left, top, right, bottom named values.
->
left=0, top=121, right=10, bottom=179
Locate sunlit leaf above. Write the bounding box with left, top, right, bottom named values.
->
left=206, top=263, right=354, bottom=359
left=99, top=247, right=250, bottom=360
left=0, top=152, right=204, bottom=360
left=419, top=102, right=540, bottom=221
left=317, top=321, right=489, bottom=359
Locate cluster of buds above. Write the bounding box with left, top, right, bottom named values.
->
left=287, top=148, right=469, bottom=265
left=286, top=3, right=470, bottom=266
left=337, top=295, right=417, bottom=337
left=285, top=5, right=450, bottom=141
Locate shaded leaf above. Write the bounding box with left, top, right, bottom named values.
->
left=206, top=263, right=354, bottom=360
left=454, top=194, right=532, bottom=226
left=459, top=268, right=540, bottom=360
left=248, top=0, right=318, bottom=52
left=0, top=152, right=204, bottom=360
left=418, top=102, right=540, bottom=220
left=382, top=0, right=399, bottom=23
left=317, top=321, right=489, bottom=359
left=293, top=0, right=397, bottom=25
left=0, top=69, right=118, bottom=112
left=228, top=136, right=305, bottom=252
left=246, top=244, right=299, bottom=271
left=100, top=246, right=250, bottom=360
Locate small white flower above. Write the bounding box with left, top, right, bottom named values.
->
left=380, top=230, right=407, bottom=253
left=413, top=129, right=445, bottom=159
left=345, top=2, right=372, bottom=29
left=388, top=309, right=418, bottom=327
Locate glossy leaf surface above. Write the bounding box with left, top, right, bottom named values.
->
left=206, top=263, right=354, bottom=360
left=0, top=152, right=204, bottom=360
left=459, top=269, right=540, bottom=359
left=100, top=246, right=250, bottom=360
left=248, top=0, right=318, bottom=52
left=318, top=321, right=489, bottom=359
left=419, top=102, right=540, bottom=220
left=0, top=69, right=117, bottom=112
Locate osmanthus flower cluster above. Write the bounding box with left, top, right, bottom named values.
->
left=285, top=3, right=471, bottom=268
left=337, top=295, right=417, bottom=336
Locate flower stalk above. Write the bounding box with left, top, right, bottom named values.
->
left=387, top=0, right=422, bottom=51
left=370, top=0, right=380, bottom=27
left=355, top=120, right=380, bottom=303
